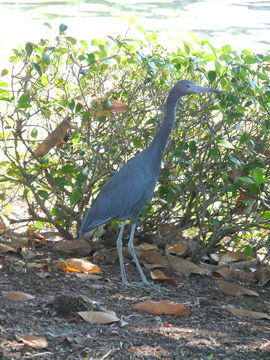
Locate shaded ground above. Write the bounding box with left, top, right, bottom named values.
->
left=0, top=240, right=270, bottom=360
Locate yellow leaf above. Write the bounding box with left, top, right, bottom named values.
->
left=55, top=258, right=101, bottom=273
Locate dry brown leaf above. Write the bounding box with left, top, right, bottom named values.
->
left=150, top=269, right=176, bottom=282
left=15, top=333, right=48, bottom=349
left=251, top=325, right=270, bottom=332
left=166, top=255, right=205, bottom=276
left=133, top=299, right=190, bottom=316
left=74, top=273, right=102, bottom=280
left=41, top=232, right=64, bottom=241
left=255, top=267, right=270, bottom=286
left=219, top=252, right=248, bottom=264
left=55, top=258, right=101, bottom=273
left=0, top=215, right=7, bottom=234
left=165, top=240, right=187, bottom=256
left=137, top=242, right=158, bottom=251
left=225, top=304, right=270, bottom=320
left=136, top=249, right=168, bottom=267
left=0, top=243, right=16, bottom=254
left=230, top=258, right=258, bottom=270
left=52, top=239, right=92, bottom=255
left=33, top=118, right=70, bottom=157
left=217, top=280, right=259, bottom=297
left=78, top=310, right=119, bottom=324
left=2, top=291, right=35, bottom=302
left=18, top=246, right=36, bottom=260
left=93, top=98, right=128, bottom=114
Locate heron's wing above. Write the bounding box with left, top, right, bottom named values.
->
left=80, top=154, right=158, bottom=234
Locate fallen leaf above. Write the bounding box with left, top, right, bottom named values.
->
left=255, top=267, right=270, bottom=286
left=165, top=240, right=187, bottom=256
left=0, top=243, right=16, bottom=254
left=137, top=242, right=159, bottom=251
left=251, top=325, right=270, bottom=332
left=166, top=255, right=205, bottom=276
left=219, top=252, right=248, bottom=265
left=217, top=280, right=259, bottom=297
left=133, top=300, right=190, bottom=316
left=15, top=333, right=48, bottom=349
left=41, top=232, right=64, bottom=241
left=52, top=239, right=92, bottom=255
left=150, top=269, right=176, bottom=282
left=55, top=258, right=101, bottom=273
left=18, top=246, right=36, bottom=260
left=74, top=273, right=102, bottom=280
left=136, top=249, right=168, bottom=267
left=225, top=304, right=270, bottom=320
left=33, top=118, right=70, bottom=157
left=0, top=215, right=7, bottom=234
left=78, top=310, right=119, bottom=324
left=2, top=291, right=35, bottom=302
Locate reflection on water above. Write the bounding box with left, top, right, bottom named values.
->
left=0, top=0, right=269, bottom=57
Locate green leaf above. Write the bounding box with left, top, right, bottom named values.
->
left=25, top=42, right=33, bottom=56
left=59, top=23, right=68, bottom=34
left=210, top=148, right=219, bottom=160
left=1, top=69, right=8, bottom=76
left=72, top=133, right=81, bottom=144
left=228, top=154, right=242, bottom=167
left=37, top=190, right=49, bottom=200
left=18, top=93, right=30, bottom=108
left=133, top=139, right=141, bottom=148
left=217, top=139, right=235, bottom=149
left=70, top=188, right=82, bottom=205
left=31, top=63, right=42, bottom=76
left=243, top=245, right=253, bottom=258
left=102, top=99, right=111, bottom=110
left=61, top=164, right=78, bottom=174
left=42, top=53, right=50, bottom=65
left=30, top=129, right=38, bottom=139
left=87, top=53, right=95, bottom=64
left=221, top=45, right=231, bottom=53
left=238, top=176, right=255, bottom=184
left=239, top=132, right=250, bottom=145
left=75, top=171, right=88, bottom=186
left=204, top=54, right=217, bottom=62
left=207, top=70, right=216, bottom=83
left=252, top=167, right=267, bottom=184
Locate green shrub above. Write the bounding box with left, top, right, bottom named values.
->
left=0, top=24, right=269, bottom=257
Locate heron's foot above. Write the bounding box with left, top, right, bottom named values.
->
left=121, top=280, right=171, bottom=291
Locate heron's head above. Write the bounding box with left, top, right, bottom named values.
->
left=174, top=79, right=222, bottom=96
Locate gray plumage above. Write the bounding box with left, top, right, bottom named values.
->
left=80, top=80, right=221, bottom=286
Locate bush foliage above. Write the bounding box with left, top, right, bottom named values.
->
left=0, top=24, right=270, bottom=257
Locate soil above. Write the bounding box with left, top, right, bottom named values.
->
left=0, top=239, right=270, bottom=360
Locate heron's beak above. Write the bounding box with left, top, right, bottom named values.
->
left=195, top=85, right=223, bottom=95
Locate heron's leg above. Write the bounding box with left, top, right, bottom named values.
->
left=128, top=221, right=150, bottom=285
left=116, top=221, right=127, bottom=284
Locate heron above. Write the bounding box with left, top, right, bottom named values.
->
left=79, top=79, right=221, bottom=286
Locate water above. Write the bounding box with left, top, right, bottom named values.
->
left=0, top=0, right=269, bottom=61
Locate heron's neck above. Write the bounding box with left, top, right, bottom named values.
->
left=150, top=89, right=181, bottom=153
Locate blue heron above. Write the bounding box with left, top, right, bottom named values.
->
left=80, top=80, right=221, bottom=286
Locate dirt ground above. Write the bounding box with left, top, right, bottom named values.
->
left=0, top=239, right=270, bottom=360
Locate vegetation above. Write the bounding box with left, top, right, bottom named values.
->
left=0, top=24, right=269, bottom=258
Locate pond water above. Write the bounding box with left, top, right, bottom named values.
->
left=0, top=0, right=270, bottom=60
